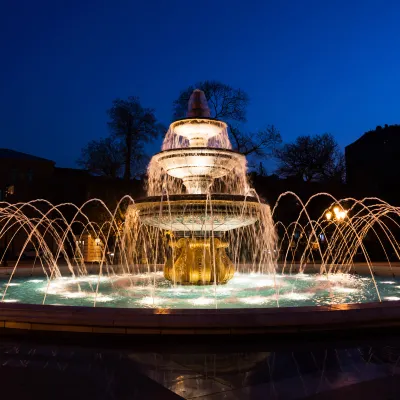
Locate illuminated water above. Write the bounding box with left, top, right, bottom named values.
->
left=1, top=90, right=399, bottom=313
left=1, top=272, right=400, bottom=309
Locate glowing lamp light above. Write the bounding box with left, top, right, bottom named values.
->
left=326, top=206, right=348, bottom=222
left=333, top=206, right=340, bottom=214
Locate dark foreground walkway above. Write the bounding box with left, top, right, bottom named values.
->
left=1, top=329, right=400, bottom=399
left=0, top=333, right=183, bottom=399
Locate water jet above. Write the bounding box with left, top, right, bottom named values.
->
left=0, top=89, right=399, bottom=337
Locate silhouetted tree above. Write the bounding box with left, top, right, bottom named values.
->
left=108, top=97, right=163, bottom=180
left=173, top=80, right=281, bottom=160
left=258, top=162, right=267, bottom=176
left=275, top=133, right=345, bottom=182
left=230, top=125, right=281, bottom=157
left=77, top=136, right=149, bottom=179
left=77, top=137, right=123, bottom=178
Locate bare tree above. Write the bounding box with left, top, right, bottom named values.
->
left=173, top=80, right=249, bottom=122
left=77, top=137, right=123, bottom=178
left=230, top=124, right=282, bottom=157
left=108, top=97, right=164, bottom=180
left=173, top=81, right=281, bottom=162
left=275, top=133, right=345, bottom=182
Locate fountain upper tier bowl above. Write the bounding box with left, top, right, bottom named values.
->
left=170, top=118, right=227, bottom=147
left=152, top=148, right=245, bottom=194
left=134, top=194, right=263, bottom=232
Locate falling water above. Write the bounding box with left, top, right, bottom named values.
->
left=0, top=89, right=399, bottom=307
left=0, top=193, right=400, bottom=307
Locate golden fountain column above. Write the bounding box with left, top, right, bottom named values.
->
left=164, top=237, right=234, bottom=285
left=136, top=89, right=261, bottom=285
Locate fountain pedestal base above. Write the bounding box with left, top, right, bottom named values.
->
left=164, top=237, right=234, bottom=285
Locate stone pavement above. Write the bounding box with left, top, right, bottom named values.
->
left=1, top=332, right=400, bottom=399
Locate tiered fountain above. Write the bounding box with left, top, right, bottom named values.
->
left=135, top=89, right=272, bottom=285
left=1, top=88, right=400, bottom=337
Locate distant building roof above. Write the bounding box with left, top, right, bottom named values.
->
left=346, top=124, right=400, bottom=150
left=0, top=148, right=55, bottom=164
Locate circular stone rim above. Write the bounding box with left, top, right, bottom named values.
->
left=170, top=117, right=228, bottom=130
left=0, top=300, right=398, bottom=336
left=152, top=146, right=245, bottom=159
left=134, top=194, right=264, bottom=231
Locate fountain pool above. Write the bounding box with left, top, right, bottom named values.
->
left=2, top=272, right=400, bottom=309
left=0, top=89, right=400, bottom=335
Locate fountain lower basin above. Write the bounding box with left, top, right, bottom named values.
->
left=2, top=270, right=400, bottom=336
left=134, top=194, right=266, bottom=284
left=134, top=194, right=262, bottom=231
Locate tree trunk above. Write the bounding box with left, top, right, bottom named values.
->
left=124, top=132, right=132, bottom=180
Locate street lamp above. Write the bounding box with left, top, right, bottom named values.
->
left=325, top=206, right=348, bottom=222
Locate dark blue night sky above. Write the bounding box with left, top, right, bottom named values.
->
left=1, top=0, right=399, bottom=168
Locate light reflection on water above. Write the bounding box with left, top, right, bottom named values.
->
left=1, top=272, right=400, bottom=309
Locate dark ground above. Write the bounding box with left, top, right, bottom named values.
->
left=1, top=328, right=400, bottom=399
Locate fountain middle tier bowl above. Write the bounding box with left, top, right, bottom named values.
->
left=152, top=147, right=245, bottom=180
left=134, top=194, right=263, bottom=232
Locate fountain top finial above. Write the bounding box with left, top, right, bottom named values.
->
left=187, top=89, right=211, bottom=118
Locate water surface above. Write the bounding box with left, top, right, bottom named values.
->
left=1, top=272, right=400, bottom=308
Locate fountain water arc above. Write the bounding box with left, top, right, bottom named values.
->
left=0, top=89, right=400, bottom=335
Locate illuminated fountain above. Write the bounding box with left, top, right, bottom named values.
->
left=134, top=89, right=275, bottom=285
left=0, top=91, right=400, bottom=319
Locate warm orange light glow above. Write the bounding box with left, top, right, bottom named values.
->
left=327, top=206, right=348, bottom=222
left=333, top=206, right=340, bottom=215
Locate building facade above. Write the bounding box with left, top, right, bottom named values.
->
left=0, top=148, right=144, bottom=260
left=0, top=148, right=55, bottom=202
left=345, top=124, right=400, bottom=204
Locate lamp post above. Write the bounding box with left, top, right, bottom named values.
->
left=321, top=206, right=348, bottom=260
left=326, top=206, right=348, bottom=222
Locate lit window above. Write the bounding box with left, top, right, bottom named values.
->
left=6, top=185, right=15, bottom=196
